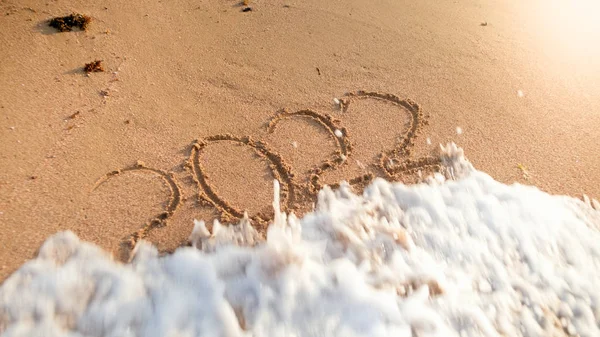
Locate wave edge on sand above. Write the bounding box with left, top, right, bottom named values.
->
left=2, top=144, right=600, bottom=337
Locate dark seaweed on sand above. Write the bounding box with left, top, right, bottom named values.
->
left=84, top=60, right=104, bottom=73
left=49, top=14, right=91, bottom=32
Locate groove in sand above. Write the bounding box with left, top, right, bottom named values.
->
left=93, top=91, right=442, bottom=245
left=267, top=108, right=353, bottom=193
left=341, top=90, right=442, bottom=181
left=92, top=161, right=182, bottom=248
left=188, top=134, right=297, bottom=229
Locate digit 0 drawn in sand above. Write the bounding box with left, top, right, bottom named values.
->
left=92, top=161, right=182, bottom=248
left=340, top=90, right=442, bottom=181
left=187, top=134, right=297, bottom=229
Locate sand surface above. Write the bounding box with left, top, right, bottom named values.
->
left=1, top=0, right=599, bottom=280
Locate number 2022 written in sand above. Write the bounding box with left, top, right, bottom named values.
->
left=92, top=91, right=442, bottom=250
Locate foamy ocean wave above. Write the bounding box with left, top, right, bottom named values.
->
left=2, top=144, right=600, bottom=337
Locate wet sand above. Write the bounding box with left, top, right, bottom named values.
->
left=1, top=0, right=599, bottom=280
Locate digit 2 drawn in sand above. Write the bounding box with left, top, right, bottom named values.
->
left=266, top=108, right=361, bottom=194
left=340, top=91, right=442, bottom=180
left=93, top=90, right=442, bottom=251
left=92, top=161, right=182, bottom=248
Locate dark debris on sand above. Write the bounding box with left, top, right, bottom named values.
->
left=84, top=60, right=104, bottom=73
left=49, top=14, right=91, bottom=32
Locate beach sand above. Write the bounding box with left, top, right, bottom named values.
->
left=1, top=0, right=599, bottom=280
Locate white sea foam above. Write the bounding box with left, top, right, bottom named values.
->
left=1, top=144, right=600, bottom=337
